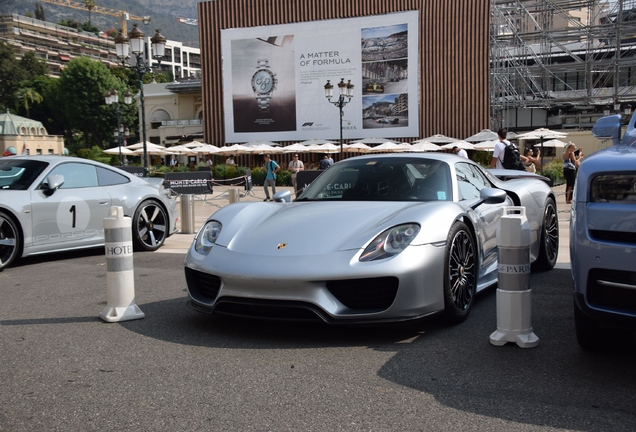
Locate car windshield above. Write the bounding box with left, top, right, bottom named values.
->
left=0, top=159, right=49, bottom=190
left=297, top=157, right=452, bottom=201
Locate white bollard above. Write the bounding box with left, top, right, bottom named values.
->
left=489, top=206, right=538, bottom=348
left=99, top=206, right=145, bottom=323
left=228, top=187, right=240, bottom=203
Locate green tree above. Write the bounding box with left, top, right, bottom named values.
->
left=26, top=75, right=66, bottom=136
left=57, top=57, right=124, bottom=149
left=19, top=51, right=49, bottom=79
left=14, top=87, right=43, bottom=118
left=84, top=0, right=96, bottom=26
left=34, top=2, right=46, bottom=21
left=0, top=41, right=27, bottom=111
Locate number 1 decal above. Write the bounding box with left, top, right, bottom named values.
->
left=69, top=205, right=76, bottom=228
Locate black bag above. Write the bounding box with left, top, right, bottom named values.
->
left=501, top=142, right=525, bottom=171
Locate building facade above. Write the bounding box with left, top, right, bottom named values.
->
left=0, top=111, right=65, bottom=156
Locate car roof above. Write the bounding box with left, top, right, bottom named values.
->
left=341, top=152, right=462, bottom=164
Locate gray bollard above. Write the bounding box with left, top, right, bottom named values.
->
left=99, top=206, right=145, bottom=323
left=180, top=194, right=195, bottom=234
left=228, top=187, right=240, bottom=203
left=490, top=206, right=538, bottom=348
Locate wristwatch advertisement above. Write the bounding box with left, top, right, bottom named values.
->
left=251, top=58, right=278, bottom=111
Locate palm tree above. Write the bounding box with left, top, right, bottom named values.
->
left=15, top=87, right=43, bottom=118
left=84, top=0, right=96, bottom=26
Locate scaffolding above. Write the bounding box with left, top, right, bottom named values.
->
left=490, top=0, right=636, bottom=130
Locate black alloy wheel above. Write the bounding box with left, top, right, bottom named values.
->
left=534, top=197, right=558, bottom=271
left=0, top=211, right=21, bottom=271
left=133, top=200, right=168, bottom=251
left=443, top=221, right=477, bottom=323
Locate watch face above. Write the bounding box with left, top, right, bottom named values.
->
left=252, top=70, right=274, bottom=94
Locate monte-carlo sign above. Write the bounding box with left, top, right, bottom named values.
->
left=221, top=11, right=420, bottom=143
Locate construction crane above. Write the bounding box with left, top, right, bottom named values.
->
left=39, top=0, right=150, bottom=34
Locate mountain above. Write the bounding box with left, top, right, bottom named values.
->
left=2, top=0, right=202, bottom=47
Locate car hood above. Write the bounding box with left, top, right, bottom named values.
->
left=211, top=201, right=460, bottom=256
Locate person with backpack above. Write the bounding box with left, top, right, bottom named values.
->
left=490, top=127, right=526, bottom=170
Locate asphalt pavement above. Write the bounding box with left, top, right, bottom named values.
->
left=3, top=183, right=634, bottom=432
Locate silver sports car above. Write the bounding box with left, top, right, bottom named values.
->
left=184, top=153, right=558, bottom=324
left=0, top=155, right=178, bottom=271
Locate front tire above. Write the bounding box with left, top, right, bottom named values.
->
left=534, top=197, right=558, bottom=271
left=133, top=200, right=168, bottom=251
left=0, top=211, right=21, bottom=271
left=443, top=221, right=477, bottom=324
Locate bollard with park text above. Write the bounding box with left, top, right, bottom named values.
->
left=489, top=206, right=538, bottom=348
left=99, top=206, right=145, bottom=323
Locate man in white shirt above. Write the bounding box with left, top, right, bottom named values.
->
left=452, top=146, right=469, bottom=158
left=287, top=154, right=304, bottom=197
left=490, top=128, right=508, bottom=169
left=226, top=155, right=236, bottom=166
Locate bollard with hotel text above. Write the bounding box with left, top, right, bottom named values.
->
left=99, top=206, right=145, bottom=323
left=489, top=206, right=538, bottom=348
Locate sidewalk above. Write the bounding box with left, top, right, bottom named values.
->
left=159, top=182, right=572, bottom=270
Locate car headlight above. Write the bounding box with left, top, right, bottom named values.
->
left=359, top=224, right=420, bottom=262
left=194, top=221, right=222, bottom=255
left=591, top=174, right=636, bottom=203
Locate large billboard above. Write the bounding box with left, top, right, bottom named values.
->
left=221, top=11, right=419, bottom=143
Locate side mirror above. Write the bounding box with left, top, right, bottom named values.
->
left=273, top=190, right=291, bottom=203
left=470, top=188, right=507, bottom=209
left=42, top=174, right=65, bottom=196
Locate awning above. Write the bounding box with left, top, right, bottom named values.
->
left=59, top=55, right=71, bottom=61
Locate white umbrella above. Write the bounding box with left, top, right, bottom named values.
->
left=409, top=141, right=441, bottom=152
left=126, top=141, right=164, bottom=150
left=540, top=139, right=567, bottom=148
left=417, top=134, right=458, bottom=144
left=242, top=140, right=282, bottom=147
left=368, top=142, right=409, bottom=152
left=295, top=138, right=337, bottom=146
left=464, top=129, right=498, bottom=143
left=103, top=146, right=135, bottom=155
left=440, top=140, right=476, bottom=150
left=245, top=144, right=283, bottom=154
left=308, top=143, right=340, bottom=153
left=183, top=140, right=207, bottom=148
left=217, top=144, right=249, bottom=155
left=342, top=143, right=372, bottom=153
left=351, top=137, right=398, bottom=145
left=166, top=144, right=197, bottom=154
left=192, top=144, right=221, bottom=154
left=473, top=140, right=498, bottom=151
left=517, top=128, right=568, bottom=174
left=132, top=147, right=174, bottom=156
left=282, top=143, right=310, bottom=153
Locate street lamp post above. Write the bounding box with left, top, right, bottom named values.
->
left=114, top=24, right=166, bottom=177
left=104, top=89, right=132, bottom=165
left=324, top=78, right=354, bottom=155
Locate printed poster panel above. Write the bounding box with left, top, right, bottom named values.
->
left=221, top=11, right=419, bottom=143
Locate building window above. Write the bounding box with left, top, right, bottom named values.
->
left=36, top=149, right=42, bottom=155
left=48, top=149, right=54, bottom=154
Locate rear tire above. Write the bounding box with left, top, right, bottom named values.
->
left=443, top=221, right=477, bottom=324
left=133, top=200, right=168, bottom=251
left=0, top=211, right=21, bottom=271
left=534, top=197, right=558, bottom=271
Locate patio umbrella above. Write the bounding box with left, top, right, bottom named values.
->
left=183, top=140, right=207, bottom=148
left=464, top=129, right=498, bottom=142
left=166, top=144, right=197, bottom=155
left=295, top=138, right=337, bottom=146
left=242, top=140, right=282, bottom=147
left=126, top=141, right=164, bottom=150
left=132, top=147, right=174, bottom=155
left=416, top=134, right=458, bottom=144
left=192, top=144, right=221, bottom=154
left=217, top=144, right=250, bottom=155
left=351, top=137, right=398, bottom=145
left=473, top=140, right=497, bottom=151
left=282, top=143, right=310, bottom=153
left=409, top=141, right=441, bottom=152
left=517, top=128, right=568, bottom=174
left=342, top=143, right=372, bottom=153
left=245, top=144, right=283, bottom=154
left=540, top=139, right=567, bottom=148
left=103, top=146, right=135, bottom=155
left=440, top=140, right=476, bottom=150
left=368, top=142, right=409, bottom=152
left=307, top=143, right=340, bottom=153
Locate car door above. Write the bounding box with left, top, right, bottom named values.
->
left=30, top=162, right=112, bottom=247
left=455, top=162, right=507, bottom=271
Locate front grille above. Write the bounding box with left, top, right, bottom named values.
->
left=214, top=297, right=326, bottom=322
left=185, top=267, right=221, bottom=300
left=589, top=230, right=636, bottom=246
left=587, top=268, right=636, bottom=313
left=327, top=277, right=399, bottom=311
